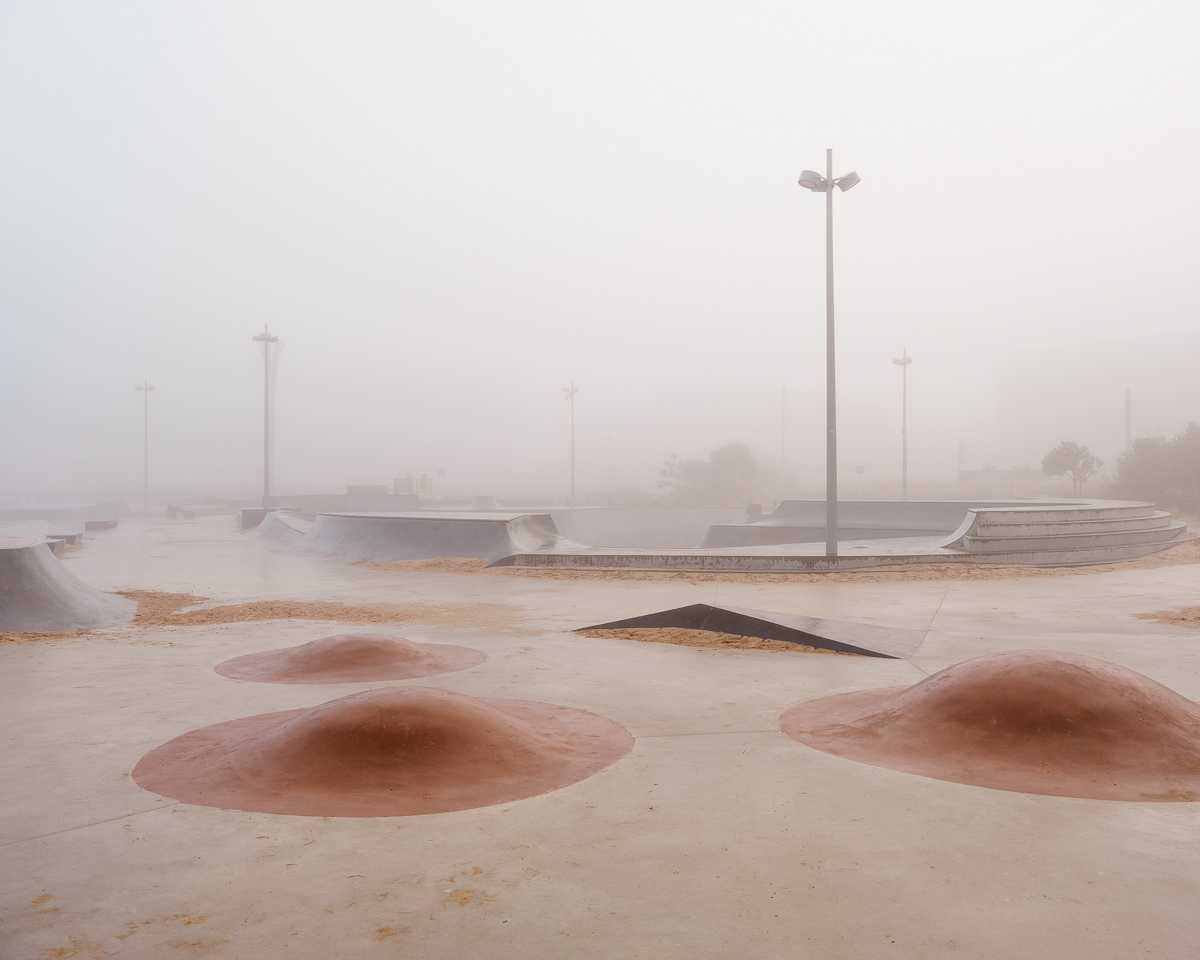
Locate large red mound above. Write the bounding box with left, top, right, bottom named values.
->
left=214, top=633, right=485, bottom=683
left=132, top=687, right=633, bottom=816
left=781, top=650, right=1200, bottom=801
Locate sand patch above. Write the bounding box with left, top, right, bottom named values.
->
left=215, top=633, right=486, bottom=684
left=117, top=591, right=526, bottom=632
left=781, top=649, right=1200, bottom=801
left=576, top=627, right=853, bottom=654
left=1136, top=605, right=1200, bottom=628
left=2, top=591, right=528, bottom=643
left=0, top=628, right=91, bottom=644
left=133, top=687, right=633, bottom=817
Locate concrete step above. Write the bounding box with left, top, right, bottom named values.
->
left=963, top=520, right=1188, bottom=554
left=970, top=504, right=1155, bottom=524
left=973, top=512, right=1176, bottom=539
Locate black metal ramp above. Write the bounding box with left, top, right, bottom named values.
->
left=577, top=603, right=925, bottom=659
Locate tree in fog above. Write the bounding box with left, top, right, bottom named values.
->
left=1041, top=441, right=1102, bottom=495
left=657, top=454, right=684, bottom=504
left=1112, top=423, right=1200, bottom=503
left=659, top=443, right=758, bottom=506
left=707, top=443, right=758, bottom=504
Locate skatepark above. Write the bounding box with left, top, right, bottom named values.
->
left=4, top=505, right=1200, bottom=958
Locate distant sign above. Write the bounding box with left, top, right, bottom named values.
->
left=855, top=466, right=864, bottom=474
left=416, top=478, right=433, bottom=494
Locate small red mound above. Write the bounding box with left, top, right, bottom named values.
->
left=781, top=650, right=1200, bottom=801
left=214, top=633, right=485, bottom=683
left=132, top=687, right=633, bottom=816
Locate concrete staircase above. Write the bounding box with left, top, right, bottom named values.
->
left=940, top=502, right=1190, bottom=563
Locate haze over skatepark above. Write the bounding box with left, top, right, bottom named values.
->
left=6, top=2, right=1200, bottom=958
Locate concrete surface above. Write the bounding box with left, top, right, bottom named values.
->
left=3, top=516, right=1200, bottom=958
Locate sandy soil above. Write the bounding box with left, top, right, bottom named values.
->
left=357, top=538, right=1200, bottom=584
left=576, top=627, right=857, bottom=654
left=1136, top=605, right=1200, bottom=628
left=0, top=628, right=91, bottom=644
left=0, top=591, right=527, bottom=644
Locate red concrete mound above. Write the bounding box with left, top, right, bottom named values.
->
left=132, top=686, right=633, bottom=816
left=214, top=633, right=485, bottom=683
left=781, top=650, right=1200, bottom=801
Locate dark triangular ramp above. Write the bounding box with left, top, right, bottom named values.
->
left=577, top=603, right=924, bottom=659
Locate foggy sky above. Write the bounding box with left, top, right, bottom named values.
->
left=2, top=1, right=1198, bottom=503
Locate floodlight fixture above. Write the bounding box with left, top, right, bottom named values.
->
left=835, top=171, right=861, bottom=192
left=798, top=170, right=827, bottom=191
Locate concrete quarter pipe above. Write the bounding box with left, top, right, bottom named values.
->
left=0, top=536, right=136, bottom=632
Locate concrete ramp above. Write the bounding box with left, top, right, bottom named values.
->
left=248, top=512, right=313, bottom=545
left=0, top=536, right=136, bottom=632
left=578, top=603, right=925, bottom=659
left=553, top=507, right=743, bottom=549
left=0, top=520, right=84, bottom=545
left=293, top=512, right=565, bottom=563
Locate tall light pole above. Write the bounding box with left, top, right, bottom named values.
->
left=252, top=325, right=280, bottom=510
left=799, top=151, right=860, bottom=557
left=892, top=348, right=912, bottom=501
left=563, top=381, right=578, bottom=506
left=135, top=379, right=154, bottom=510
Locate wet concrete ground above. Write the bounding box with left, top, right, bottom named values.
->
left=3, top=516, right=1199, bottom=958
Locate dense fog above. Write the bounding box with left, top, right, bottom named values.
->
left=2, top=1, right=1197, bottom=505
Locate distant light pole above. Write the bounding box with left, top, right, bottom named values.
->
left=252, top=325, right=280, bottom=510
left=892, top=348, right=912, bottom=501
left=1124, top=387, right=1132, bottom=453
left=563, top=381, right=578, bottom=506
left=780, top=384, right=787, bottom=505
left=135, top=379, right=154, bottom=510
left=799, top=150, right=860, bottom=556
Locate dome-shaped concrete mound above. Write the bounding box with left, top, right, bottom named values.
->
left=132, top=687, right=633, bottom=816
left=781, top=650, right=1200, bottom=801
left=214, top=633, right=485, bottom=684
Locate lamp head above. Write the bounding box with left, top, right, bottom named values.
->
left=835, top=171, right=861, bottom=192
left=798, top=170, right=828, bottom=192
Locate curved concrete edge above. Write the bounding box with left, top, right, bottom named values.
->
left=707, top=499, right=1169, bottom=552
left=291, top=512, right=567, bottom=563
left=0, top=537, right=136, bottom=632
left=246, top=511, right=313, bottom=545
left=491, top=532, right=1198, bottom=572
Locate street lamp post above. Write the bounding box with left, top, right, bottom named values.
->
left=252, top=325, right=280, bottom=510
left=798, top=150, right=860, bottom=557
left=135, top=379, right=154, bottom=510
left=892, top=348, right=912, bottom=501
left=563, top=381, right=578, bottom=506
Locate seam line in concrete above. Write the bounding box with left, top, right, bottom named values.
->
left=635, top=729, right=782, bottom=740
left=907, top=585, right=952, bottom=675
left=1, top=801, right=182, bottom=848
